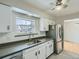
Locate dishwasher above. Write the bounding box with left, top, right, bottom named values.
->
left=2, top=52, right=23, bottom=59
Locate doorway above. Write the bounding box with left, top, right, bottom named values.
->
left=64, top=19, right=79, bottom=55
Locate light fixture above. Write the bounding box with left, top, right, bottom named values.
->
left=55, top=0, right=63, bottom=10
left=56, top=0, right=63, bottom=6
left=55, top=5, right=62, bottom=10
left=50, top=0, right=69, bottom=11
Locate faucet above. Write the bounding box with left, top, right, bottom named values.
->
left=28, top=33, right=32, bottom=42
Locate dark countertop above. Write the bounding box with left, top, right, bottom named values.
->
left=0, top=38, right=52, bottom=59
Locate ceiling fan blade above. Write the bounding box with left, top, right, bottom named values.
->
left=62, top=0, right=70, bottom=4
left=50, top=0, right=70, bottom=11
left=56, top=0, right=63, bottom=6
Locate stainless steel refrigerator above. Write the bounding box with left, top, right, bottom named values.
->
left=46, top=24, right=64, bottom=54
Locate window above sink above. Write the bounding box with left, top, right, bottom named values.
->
left=16, top=17, right=36, bottom=34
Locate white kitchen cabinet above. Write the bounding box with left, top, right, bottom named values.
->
left=23, top=40, right=54, bottom=59
left=46, top=40, right=54, bottom=58
left=23, top=40, right=53, bottom=59
left=23, top=49, right=37, bottom=59
left=40, top=17, right=55, bottom=31
left=40, top=17, right=49, bottom=31
left=50, top=41, right=54, bottom=54
left=38, top=45, right=46, bottom=59
left=23, top=43, right=46, bottom=59
left=46, top=44, right=51, bottom=57
left=0, top=4, right=12, bottom=32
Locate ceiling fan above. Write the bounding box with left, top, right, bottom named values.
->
left=51, top=0, right=70, bottom=10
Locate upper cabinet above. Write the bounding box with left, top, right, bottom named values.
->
left=48, top=19, right=54, bottom=25
left=40, top=17, right=54, bottom=31
left=0, top=4, right=12, bottom=32
left=40, top=17, right=48, bottom=31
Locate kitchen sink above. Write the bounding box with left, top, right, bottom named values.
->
left=33, top=40, right=41, bottom=43
left=27, top=40, right=41, bottom=45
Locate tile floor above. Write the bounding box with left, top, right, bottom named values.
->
left=64, top=41, right=79, bottom=54
left=48, top=51, right=79, bottom=59
left=48, top=41, right=79, bottom=59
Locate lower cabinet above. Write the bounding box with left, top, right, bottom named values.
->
left=46, top=40, right=54, bottom=58
left=23, top=49, right=37, bottom=59
left=23, top=40, right=53, bottom=59
left=23, top=45, right=45, bottom=59
left=37, top=46, right=45, bottom=59
left=50, top=42, right=54, bottom=54
left=46, top=44, right=51, bottom=57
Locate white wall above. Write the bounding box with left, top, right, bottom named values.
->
left=54, top=12, right=79, bottom=25
left=64, top=18, right=79, bottom=43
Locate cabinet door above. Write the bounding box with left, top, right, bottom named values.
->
left=0, top=4, right=12, bottom=32
left=40, top=18, right=48, bottom=31
left=50, top=42, right=54, bottom=54
left=47, top=43, right=51, bottom=57
left=38, top=46, right=45, bottom=59
left=46, top=41, right=54, bottom=57
left=45, top=19, right=49, bottom=31
left=40, top=18, right=44, bottom=31
left=23, top=49, right=37, bottom=59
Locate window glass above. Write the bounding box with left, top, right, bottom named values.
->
left=16, top=17, right=35, bottom=33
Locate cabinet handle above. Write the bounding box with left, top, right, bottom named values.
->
left=50, top=44, right=52, bottom=47
left=7, top=25, right=10, bottom=30
left=35, top=52, right=37, bottom=56
left=49, top=45, right=51, bottom=48
left=38, top=50, right=40, bottom=54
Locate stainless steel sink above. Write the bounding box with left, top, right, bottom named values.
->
left=33, top=40, right=41, bottom=43
left=27, top=40, right=41, bottom=46
left=27, top=42, right=35, bottom=45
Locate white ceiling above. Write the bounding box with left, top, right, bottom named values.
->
left=23, top=0, right=79, bottom=16
left=24, top=0, right=56, bottom=10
